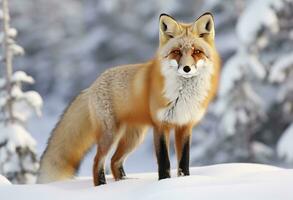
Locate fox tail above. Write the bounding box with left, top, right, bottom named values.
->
left=37, top=90, right=97, bottom=183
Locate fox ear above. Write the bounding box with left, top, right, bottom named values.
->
left=193, top=12, right=215, bottom=40
left=159, top=14, right=181, bottom=44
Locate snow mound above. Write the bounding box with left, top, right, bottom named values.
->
left=1, top=163, right=293, bottom=200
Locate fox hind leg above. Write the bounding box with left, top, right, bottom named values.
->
left=111, top=125, right=147, bottom=180
left=93, top=123, right=121, bottom=186
left=93, top=139, right=113, bottom=186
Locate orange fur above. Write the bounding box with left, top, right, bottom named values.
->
left=38, top=12, right=221, bottom=186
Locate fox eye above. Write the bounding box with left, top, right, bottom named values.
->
left=171, top=49, right=181, bottom=55
left=193, top=49, right=202, bottom=55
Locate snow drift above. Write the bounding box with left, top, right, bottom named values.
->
left=1, top=163, right=293, bottom=200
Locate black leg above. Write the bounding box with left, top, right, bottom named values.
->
left=154, top=128, right=171, bottom=180
left=97, top=168, right=106, bottom=185
left=178, top=138, right=190, bottom=176
left=158, top=136, right=171, bottom=179
left=118, top=166, right=126, bottom=179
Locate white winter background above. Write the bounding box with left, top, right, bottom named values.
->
left=1, top=0, right=293, bottom=199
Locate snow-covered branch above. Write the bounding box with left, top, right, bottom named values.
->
left=0, top=0, right=42, bottom=184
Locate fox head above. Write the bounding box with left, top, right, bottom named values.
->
left=158, top=13, right=216, bottom=78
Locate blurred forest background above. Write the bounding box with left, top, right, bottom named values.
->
left=0, top=0, right=292, bottom=183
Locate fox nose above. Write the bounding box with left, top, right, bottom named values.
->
left=183, top=66, right=191, bottom=73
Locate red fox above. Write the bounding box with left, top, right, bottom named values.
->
left=37, top=13, right=221, bottom=186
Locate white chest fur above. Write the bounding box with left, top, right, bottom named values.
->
left=157, top=59, right=213, bottom=125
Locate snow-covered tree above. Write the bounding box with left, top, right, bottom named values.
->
left=191, top=0, right=293, bottom=165
left=270, top=3, right=293, bottom=161
left=0, top=0, right=42, bottom=184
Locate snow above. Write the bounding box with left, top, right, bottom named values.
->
left=0, top=95, right=7, bottom=108
left=1, top=163, right=293, bottom=200
left=0, top=78, right=5, bottom=88
left=242, top=83, right=262, bottom=105
left=0, top=123, right=39, bottom=184
left=0, top=2, right=42, bottom=183
left=0, top=175, right=11, bottom=185
left=269, top=52, right=293, bottom=83
left=0, top=122, right=38, bottom=183
left=277, top=124, right=293, bottom=162
left=247, top=54, right=266, bottom=79
left=0, top=123, right=36, bottom=153
left=221, top=109, right=237, bottom=135
left=11, top=85, right=23, bottom=99
left=23, top=91, right=43, bottom=117
left=251, top=141, right=274, bottom=157
left=2, top=71, right=43, bottom=122
left=218, top=51, right=266, bottom=97
left=0, top=122, right=37, bottom=176
left=217, top=52, right=244, bottom=96
left=236, top=0, right=282, bottom=45
left=8, top=28, right=18, bottom=38
left=12, top=71, right=34, bottom=84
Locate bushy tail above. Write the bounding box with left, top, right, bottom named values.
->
left=37, top=89, right=97, bottom=183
